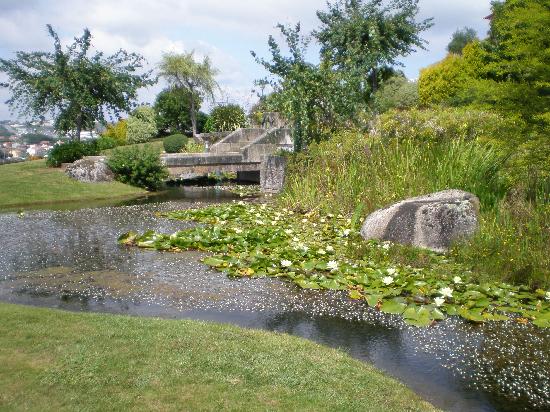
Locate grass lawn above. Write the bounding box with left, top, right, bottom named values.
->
left=0, top=160, right=145, bottom=210
left=0, top=303, right=438, bottom=411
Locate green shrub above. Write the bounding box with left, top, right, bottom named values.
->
left=107, top=145, right=168, bottom=190
left=127, top=106, right=158, bottom=144
left=205, top=104, right=247, bottom=132
left=102, top=120, right=128, bottom=145
left=46, top=140, right=100, bottom=167
left=163, top=134, right=188, bottom=153
left=372, top=76, right=418, bottom=113
left=371, top=107, right=524, bottom=145
left=95, top=136, right=119, bottom=151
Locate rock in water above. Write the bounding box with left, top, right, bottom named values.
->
left=65, top=158, right=114, bottom=183
left=360, top=190, right=479, bottom=252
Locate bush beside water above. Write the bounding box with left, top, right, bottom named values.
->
left=107, top=145, right=168, bottom=190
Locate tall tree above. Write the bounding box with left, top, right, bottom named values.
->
left=447, top=27, right=478, bottom=55
left=158, top=52, right=219, bottom=137
left=0, top=25, right=153, bottom=140
left=154, top=88, right=201, bottom=135
left=315, top=0, right=433, bottom=94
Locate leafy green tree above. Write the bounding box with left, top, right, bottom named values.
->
left=315, top=0, right=433, bottom=95
left=0, top=25, right=153, bottom=140
left=205, top=104, right=247, bottom=132
left=154, top=88, right=201, bottom=135
left=447, top=27, right=478, bottom=54
left=158, top=52, right=219, bottom=137
left=372, top=75, right=418, bottom=113
left=126, top=106, right=158, bottom=144
left=253, top=24, right=361, bottom=151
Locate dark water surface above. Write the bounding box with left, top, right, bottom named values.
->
left=0, top=193, right=548, bottom=412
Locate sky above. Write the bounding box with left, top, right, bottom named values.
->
left=0, top=0, right=493, bottom=121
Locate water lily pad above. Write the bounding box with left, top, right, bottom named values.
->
left=380, top=299, right=407, bottom=314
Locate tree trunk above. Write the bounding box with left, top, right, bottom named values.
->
left=371, top=68, right=378, bottom=93
left=190, top=97, right=197, bottom=137
left=75, top=113, right=82, bottom=141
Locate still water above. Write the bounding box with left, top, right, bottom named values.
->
left=0, top=188, right=548, bottom=412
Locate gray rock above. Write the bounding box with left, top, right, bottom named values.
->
left=65, top=158, right=114, bottom=183
left=360, top=190, right=480, bottom=252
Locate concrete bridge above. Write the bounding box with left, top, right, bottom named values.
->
left=161, top=127, right=293, bottom=181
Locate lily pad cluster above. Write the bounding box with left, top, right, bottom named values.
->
left=119, top=202, right=550, bottom=328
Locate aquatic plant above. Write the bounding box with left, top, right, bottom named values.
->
left=119, top=202, right=550, bottom=328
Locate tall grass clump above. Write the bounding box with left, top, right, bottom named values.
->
left=280, top=131, right=507, bottom=215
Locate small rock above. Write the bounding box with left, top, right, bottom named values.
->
left=65, top=158, right=114, bottom=183
left=360, top=189, right=479, bottom=252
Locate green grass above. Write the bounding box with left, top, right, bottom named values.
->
left=0, top=160, right=145, bottom=210
left=280, top=131, right=549, bottom=288
left=0, top=303, right=437, bottom=412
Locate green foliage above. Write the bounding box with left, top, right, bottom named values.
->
left=154, top=88, right=201, bottom=135
left=46, top=140, right=99, bottom=167
left=163, top=134, right=188, bottom=153
left=121, top=202, right=550, bottom=327
left=447, top=27, right=478, bottom=54
left=315, top=0, right=433, bottom=93
left=0, top=25, right=153, bottom=140
left=102, top=120, right=127, bottom=145
left=158, top=52, right=219, bottom=136
left=205, top=104, right=247, bottom=132
left=126, top=106, right=158, bottom=144
left=107, top=145, right=168, bottom=190
left=95, top=136, right=119, bottom=151
left=372, top=76, right=418, bottom=113
left=372, top=107, right=523, bottom=145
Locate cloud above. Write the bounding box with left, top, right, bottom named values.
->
left=0, top=0, right=493, bottom=120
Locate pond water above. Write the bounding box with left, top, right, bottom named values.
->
left=0, top=192, right=548, bottom=412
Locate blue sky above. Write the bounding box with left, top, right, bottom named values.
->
left=0, top=0, right=493, bottom=120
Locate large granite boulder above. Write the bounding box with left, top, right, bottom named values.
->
left=360, top=190, right=480, bottom=252
left=65, top=157, right=114, bottom=183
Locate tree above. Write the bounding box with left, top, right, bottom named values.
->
left=126, top=106, right=158, bottom=144
left=447, top=27, right=478, bottom=54
left=154, top=88, right=201, bottom=135
left=158, top=52, right=219, bottom=137
left=0, top=25, right=153, bottom=140
left=205, top=104, right=247, bottom=132
left=372, top=74, right=418, bottom=113
left=315, top=0, right=433, bottom=95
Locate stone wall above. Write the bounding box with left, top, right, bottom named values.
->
left=260, top=155, right=287, bottom=193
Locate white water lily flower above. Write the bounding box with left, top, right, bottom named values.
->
left=453, top=276, right=463, bottom=284
left=327, top=260, right=339, bottom=271
left=237, top=201, right=245, bottom=206
left=546, top=291, right=550, bottom=301
left=382, top=276, right=394, bottom=285
left=381, top=242, right=391, bottom=250
left=235, top=228, right=243, bottom=234
left=434, top=297, right=445, bottom=307
left=292, top=236, right=299, bottom=242
left=255, top=220, right=264, bottom=225
left=271, top=221, right=277, bottom=225
left=281, top=260, right=292, bottom=268
left=285, top=229, right=293, bottom=235
left=326, top=245, right=334, bottom=252
left=387, top=268, right=396, bottom=276
left=320, top=218, right=326, bottom=223
left=317, top=249, right=326, bottom=255
left=342, top=229, right=351, bottom=237
left=327, top=213, right=334, bottom=218
left=302, top=218, right=308, bottom=223
left=301, top=245, right=309, bottom=252
left=440, top=287, right=454, bottom=298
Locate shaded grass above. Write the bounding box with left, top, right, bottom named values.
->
left=0, top=303, right=437, bottom=412
left=0, top=160, right=145, bottom=210
left=280, top=131, right=549, bottom=288
left=101, top=138, right=205, bottom=156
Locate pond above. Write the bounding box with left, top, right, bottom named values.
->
left=0, top=190, right=548, bottom=412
